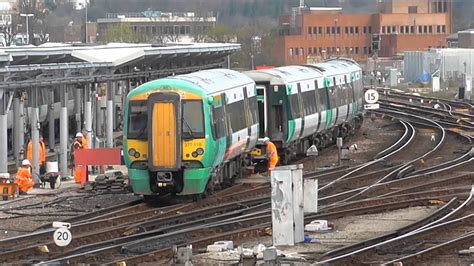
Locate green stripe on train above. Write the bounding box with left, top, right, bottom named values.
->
left=326, top=110, right=332, bottom=129
left=286, top=120, right=295, bottom=144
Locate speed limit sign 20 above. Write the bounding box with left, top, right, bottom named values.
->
left=364, top=89, right=379, bottom=104
left=53, top=227, right=72, bottom=247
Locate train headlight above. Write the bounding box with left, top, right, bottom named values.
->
left=192, top=152, right=198, bottom=158
left=128, top=148, right=136, bottom=157
left=196, top=148, right=204, bottom=155
left=134, top=152, right=141, bottom=158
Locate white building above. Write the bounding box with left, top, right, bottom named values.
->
left=97, top=11, right=217, bottom=43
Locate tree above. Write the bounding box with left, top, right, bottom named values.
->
left=0, top=12, right=20, bottom=46
left=18, top=0, right=50, bottom=45
left=104, top=23, right=140, bottom=43
left=207, top=25, right=236, bottom=43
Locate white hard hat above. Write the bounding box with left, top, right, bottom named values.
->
left=76, top=132, right=83, bottom=138
left=263, top=137, right=270, bottom=143
left=22, top=159, right=30, bottom=166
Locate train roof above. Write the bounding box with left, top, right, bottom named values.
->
left=169, top=68, right=255, bottom=95
left=307, top=58, right=361, bottom=76
left=245, top=65, right=323, bottom=84
left=246, top=59, right=361, bottom=85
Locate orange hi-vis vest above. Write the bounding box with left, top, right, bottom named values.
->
left=26, top=140, right=46, bottom=166
left=266, top=141, right=279, bottom=171
left=15, top=167, right=34, bottom=193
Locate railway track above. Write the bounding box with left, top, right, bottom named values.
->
left=318, top=186, right=474, bottom=264
left=0, top=184, right=269, bottom=263
left=2, top=93, right=473, bottom=264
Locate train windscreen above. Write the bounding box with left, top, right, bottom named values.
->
left=127, top=101, right=148, bottom=140
left=182, top=100, right=205, bottom=139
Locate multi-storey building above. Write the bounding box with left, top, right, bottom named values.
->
left=0, top=0, right=15, bottom=34
left=276, top=0, right=452, bottom=65
left=97, top=11, right=216, bottom=43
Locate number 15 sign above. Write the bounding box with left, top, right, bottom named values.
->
left=364, top=89, right=379, bottom=110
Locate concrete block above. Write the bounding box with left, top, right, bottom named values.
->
left=206, top=241, right=234, bottom=252
left=253, top=243, right=266, bottom=255
left=176, top=247, right=193, bottom=263
left=0, top=173, right=10, bottom=179
left=469, top=246, right=474, bottom=253
left=305, top=220, right=329, bottom=231
left=263, top=247, right=278, bottom=261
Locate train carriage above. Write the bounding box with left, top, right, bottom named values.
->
left=124, top=69, right=259, bottom=198
left=246, top=58, right=363, bottom=164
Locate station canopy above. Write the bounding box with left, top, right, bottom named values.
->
left=0, top=42, right=240, bottom=90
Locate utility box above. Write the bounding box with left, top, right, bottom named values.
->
left=466, top=75, right=472, bottom=100
left=389, top=68, right=398, bottom=87
left=271, top=164, right=304, bottom=246
left=304, top=179, right=318, bottom=213
left=432, top=76, right=440, bottom=92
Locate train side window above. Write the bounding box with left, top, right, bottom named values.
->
left=347, top=82, right=354, bottom=103
left=330, top=77, right=337, bottom=108
left=248, top=96, right=259, bottom=125
left=302, top=90, right=317, bottom=116
left=227, top=100, right=246, bottom=132
left=212, top=106, right=225, bottom=139
left=290, top=85, right=300, bottom=119
left=317, top=88, right=328, bottom=110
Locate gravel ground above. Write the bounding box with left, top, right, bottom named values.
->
left=192, top=206, right=438, bottom=265
left=302, top=115, right=404, bottom=172
left=0, top=179, right=140, bottom=240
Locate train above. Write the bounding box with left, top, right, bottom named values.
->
left=123, top=58, right=364, bottom=199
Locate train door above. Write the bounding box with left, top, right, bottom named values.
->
left=147, top=92, right=181, bottom=171
left=256, top=85, right=267, bottom=138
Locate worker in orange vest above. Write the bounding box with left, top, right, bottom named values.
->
left=15, top=159, right=35, bottom=195
left=26, top=135, right=46, bottom=175
left=73, top=132, right=88, bottom=184
left=264, top=138, right=279, bottom=176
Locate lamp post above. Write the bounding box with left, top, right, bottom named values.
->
left=334, top=18, right=338, bottom=56
left=20, top=13, right=34, bottom=45
left=79, top=2, right=88, bottom=43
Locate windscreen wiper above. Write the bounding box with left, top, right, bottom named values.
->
left=182, top=117, right=195, bottom=138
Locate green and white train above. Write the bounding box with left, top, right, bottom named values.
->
left=123, top=58, right=363, bottom=198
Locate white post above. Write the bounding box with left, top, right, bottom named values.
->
left=85, top=84, right=92, bottom=148
left=13, top=95, right=21, bottom=159
left=30, top=88, right=40, bottom=176
left=59, top=85, right=68, bottom=178
left=25, top=16, right=29, bottom=45
left=48, top=89, right=55, bottom=151
left=106, top=81, right=114, bottom=148
left=0, top=92, right=7, bottom=173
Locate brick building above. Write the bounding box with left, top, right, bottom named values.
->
left=277, top=0, right=452, bottom=65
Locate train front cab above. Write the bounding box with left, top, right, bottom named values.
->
left=126, top=90, right=211, bottom=197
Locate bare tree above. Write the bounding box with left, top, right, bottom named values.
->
left=190, top=11, right=215, bottom=43
left=161, top=14, right=180, bottom=43
left=18, top=0, right=49, bottom=45
left=0, top=11, right=20, bottom=46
